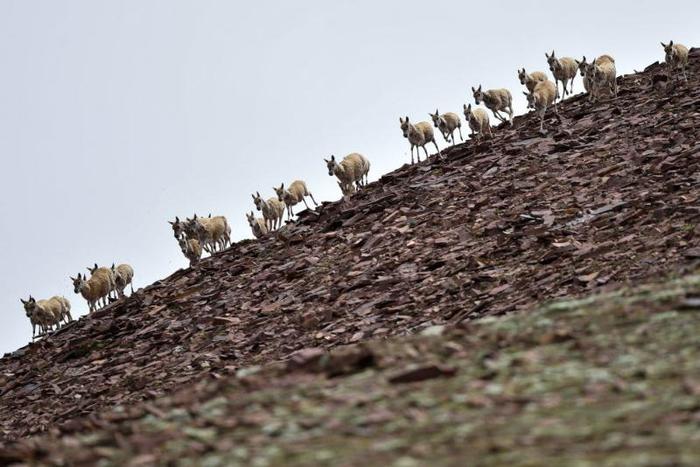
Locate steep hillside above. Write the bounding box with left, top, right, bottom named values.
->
left=1, top=49, right=699, bottom=444
left=3, top=273, right=700, bottom=465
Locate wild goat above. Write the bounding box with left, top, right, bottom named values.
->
left=178, top=237, right=202, bottom=267
left=21, top=296, right=72, bottom=339
left=472, top=86, right=513, bottom=126
left=325, top=153, right=370, bottom=195
left=518, top=69, right=548, bottom=93
left=429, top=110, right=463, bottom=145
left=111, top=263, right=134, bottom=298
left=87, top=263, right=117, bottom=302
left=590, top=55, right=617, bottom=101
left=246, top=211, right=269, bottom=239
left=169, top=216, right=185, bottom=240
left=545, top=51, right=577, bottom=98
left=661, top=41, right=689, bottom=81
left=252, top=192, right=285, bottom=231
left=463, top=104, right=492, bottom=141
left=274, top=181, right=318, bottom=220
left=191, top=215, right=230, bottom=253
left=575, top=57, right=593, bottom=93
left=399, top=116, right=440, bottom=164
left=71, top=268, right=112, bottom=312
left=524, top=79, right=558, bottom=132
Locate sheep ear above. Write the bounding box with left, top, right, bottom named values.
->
left=669, top=40, right=673, bottom=46
left=471, top=86, right=475, bottom=92
left=323, top=158, right=328, bottom=163
left=478, top=85, right=482, bottom=91
left=168, top=220, right=174, bottom=225
left=256, top=191, right=260, bottom=197
left=331, top=155, right=335, bottom=161
left=175, top=216, right=180, bottom=222
left=523, top=92, right=529, bottom=96
left=20, top=298, right=27, bottom=304
left=280, top=183, right=284, bottom=190
left=251, top=193, right=256, bottom=199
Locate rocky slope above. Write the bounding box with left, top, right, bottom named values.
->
left=0, top=49, right=698, bottom=444
left=3, top=273, right=700, bottom=465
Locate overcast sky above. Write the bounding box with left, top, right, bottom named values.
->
left=0, top=0, right=697, bottom=354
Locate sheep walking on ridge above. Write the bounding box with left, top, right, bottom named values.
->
left=429, top=110, right=463, bottom=145
left=274, top=181, right=318, bottom=220
left=662, top=41, right=689, bottom=81
left=71, top=268, right=112, bottom=313
left=399, top=116, right=440, bottom=164
left=582, top=55, right=616, bottom=102
left=545, top=51, right=577, bottom=98
left=518, top=68, right=548, bottom=93
left=87, top=264, right=117, bottom=303
left=524, top=79, right=558, bottom=133
left=246, top=211, right=269, bottom=239
left=178, top=237, right=202, bottom=267
left=111, top=263, right=134, bottom=299
left=325, top=153, right=370, bottom=196
left=252, top=192, right=285, bottom=231
left=575, top=57, right=593, bottom=93
left=463, top=104, right=492, bottom=141
left=472, top=86, right=513, bottom=126
left=20, top=296, right=72, bottom=339
left=191, top=215, right=231, bottom=253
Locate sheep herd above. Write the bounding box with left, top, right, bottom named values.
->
left=20, top=41, right=690, bottom=342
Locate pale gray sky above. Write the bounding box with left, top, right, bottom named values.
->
left=0, top=0, right=697, bottom=354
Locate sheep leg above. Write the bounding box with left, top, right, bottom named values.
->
left=432, top=140, right=441, bottom=158
left=450, top=130, right=456, bottom=146
left=309, top=192, right=318, bottom=206
left=301, top=198, right=310, bottom=210
left=410, top=145, right=416, bottom=164
left=457, top=126, right=464, bottom=142
left=539, top=106, right=547, bottom=132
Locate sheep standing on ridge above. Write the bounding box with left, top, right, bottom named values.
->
left=87, top=263, right=117, bottom=303
left=472, top=86, right=513, bottom=126
left=252, top=192, right=285, bottom=231
left=274, top=181, right=318, bottom=220
left=111, top=263, right=134, bottom=298
left=178, top=237, right=202, bottom=267
left=325, top=153, right=370, bottom=196
left=463, top=104, right=492, bottom=141
left=661, top=41, right=689, bottom=81
left=246, top=211, right=269, bottom=239
left=429, top=110, right=463, bottom=145
left=191, top=214, right=231, bottom=253
left=523, top=79, right=558, bottom=132
left=399, top=116, right=440, bottom=164
left=20, top=296, right=71, bottom=339
left=575, top=57, right=593, bottom=93
left=21, top=297, right=52, bottom=339
left=590, top=55, right=617, bottom=101
left=71, top=269, right=112, bottom=312
left=518, top=68, right=548, bottom=93
left=545, top=51, right=578, bottom=98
